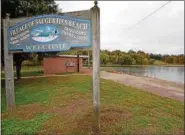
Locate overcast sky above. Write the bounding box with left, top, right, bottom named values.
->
left=55, top=1, right=184, bottom=54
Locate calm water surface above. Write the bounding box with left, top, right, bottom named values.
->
left=102, top=66, right=184, bottom=84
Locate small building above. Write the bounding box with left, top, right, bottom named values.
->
left=43, top=55, right=89, bottom=74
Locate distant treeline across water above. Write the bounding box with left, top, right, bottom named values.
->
left=19, top=49, right=184, bottom=67
left=98, top=50, right=184, bottom=65
left=61, top=49, right=184, bottom=66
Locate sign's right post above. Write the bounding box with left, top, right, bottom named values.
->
left=91, top=1, right=100, bottom=133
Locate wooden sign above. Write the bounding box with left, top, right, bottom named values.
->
left=3, top=1, right=100, bottom=133
left=8, top=15, right=91, bottom=52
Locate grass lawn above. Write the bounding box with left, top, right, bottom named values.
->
left=1, top=75, right=184, bottom=135
left=1, top=66, right=43, bottom=78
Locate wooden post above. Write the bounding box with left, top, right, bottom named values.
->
left=88, top=50, right=90, bottom=68
left=3, top=14, right=16, bottom=111
left=77, top=52, right=80, bottom=72
left=91, top=1, right=100, bottom=133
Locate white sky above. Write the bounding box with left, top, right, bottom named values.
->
left=55, top=1, right=184, bottom=54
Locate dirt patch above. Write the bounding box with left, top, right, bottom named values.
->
left=49, top=97, right=91, bottom=116
left=40, top=102, right=93, bottom=135
left=72, top=111, right=94, bottom=134
left=101, top=108, right=132, bottom=126
left=133, top=126, right=184, bottom=135
left=71, top=107, right=133, bottom=135
left=171, top=127, right=184, bottom=135
left=39, top=98, right=93, bottom=134
left=40, top=101, right=133, bottom=134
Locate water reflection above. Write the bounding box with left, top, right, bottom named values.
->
left=104, top=66, right=184, bottom=83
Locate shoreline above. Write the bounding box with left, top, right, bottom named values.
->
left=99, top=64, right=184, bottom=67
left=100, top=71, right=184, bottom=101
left=106, top=70, right=184, bottom=86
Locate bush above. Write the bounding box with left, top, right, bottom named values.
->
left=143, top=58, right=149, bottom=65
left=22, top=60, right=35, bottom=66
left=149, top=59, right=155, bottom=65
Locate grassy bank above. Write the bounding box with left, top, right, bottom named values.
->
left=1, top=75, right=184, bottom=135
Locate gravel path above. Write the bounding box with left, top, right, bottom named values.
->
left=100, top=71, right=184, bottom=102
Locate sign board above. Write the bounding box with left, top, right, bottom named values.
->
left=4, top=1, right=100, bottom=132
left=8, top=14, right=91, bottom=52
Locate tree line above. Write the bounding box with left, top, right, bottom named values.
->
left=60, top=49, right=184, bottom=65
left=99, top=50, right=184, bottom=65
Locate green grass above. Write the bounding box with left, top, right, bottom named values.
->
left=2, top=113, right=51, bottom=135
left=1, top=66, right=43, bottom=72
left=1, top=66, right=79, bottom=78
left=1, top=70, right=43, bottom=78
left=1, top=66, right=43, bottom=78
left=1, top=75, right=184, bottom=135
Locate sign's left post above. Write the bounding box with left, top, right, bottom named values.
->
left=3, top=14, right=16, bottom=111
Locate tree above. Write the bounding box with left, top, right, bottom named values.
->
left=149, top=59, right=155, bottom=65
left=118, top=54, right=133, bottom=65
left=178, top=55, right=184, bottom=64
left=13, top=53, right=32, bottom=79
left=1, top=0, right=58, bottom=79
left=128, top=50, right=136, bottom=54
left=143, top=58, right=149, bottom=65
left=100, top=52, right=109, bottom=65
left=165, top=56, right=173, bottom=64
left=2, top=0, right=58, bottom=18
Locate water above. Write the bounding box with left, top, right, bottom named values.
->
left=101, top=66, right=184, bottom=84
